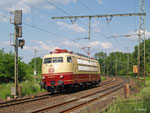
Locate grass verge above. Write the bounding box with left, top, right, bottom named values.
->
left=0, top=75, right=106, bottom=100
left=0, top=80, right=44, bottom=99
left=101, top=76, right=106, bottom=81
left=104, top=77, right=150, bottom=113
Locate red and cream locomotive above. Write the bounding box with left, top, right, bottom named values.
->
left=40, top=49, right=101, bottom=93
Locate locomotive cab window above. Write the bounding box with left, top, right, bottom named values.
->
left=53, top=57, right=63, bottom=63
left=44, top=58, right=52, bottom=64
left=67, top=57, right=72, bottom=63
left=44, top=57, right=63, bottom=64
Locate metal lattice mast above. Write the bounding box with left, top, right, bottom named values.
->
left=138, top=0, right=146, bottom=86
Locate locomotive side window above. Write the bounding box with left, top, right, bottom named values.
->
left=44, top=58, right=52, bottom=64
left=53, top=57, right=63, bottom=63
left=67, top=57, right=72, bottom=63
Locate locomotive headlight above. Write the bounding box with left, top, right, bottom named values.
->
left=60, top=75, right=64, bottom=79
left=42, top=76, right=45, bottom=80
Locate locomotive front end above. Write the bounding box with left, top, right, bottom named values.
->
left=40, top=51, right=73, bottom=93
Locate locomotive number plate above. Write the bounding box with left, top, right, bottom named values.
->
left=48, top=75, right=55, bottom=78
left=49, top=68, right=55, bottom=73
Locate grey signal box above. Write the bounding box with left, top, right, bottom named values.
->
left=14, top=10, right=22, bottom=25
left=17, top=26, right=22, bottom=37
left=11, top=87, right=16, bottom=96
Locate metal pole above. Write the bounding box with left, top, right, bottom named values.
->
left=104, top=58, right=105, bottom=76
left=138, top=0, right=145, bottom=86
left=14, top=25, right=18, bottom=96
left=34, top=49, right=37, bottom=81
left=115, top=54, right=118, bottom=76
left=126, top=47, right=129, bottom=74
left=142, top=0, right=146, bottom=87
left=89, top=17, right=91, bottom=40
left=52, top=13, right=146, bottom=19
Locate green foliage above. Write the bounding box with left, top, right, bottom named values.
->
left=20, top=81, right=42, bottom=96
left=0, top=83, right=12, bottom=99
left=94, top=38, right=150, bottom=76
left=28, top=57, right=42, bottom=75
left=105, top=77, right=150, bottom=113
left=0, top=49, right=14, bottom=83
left=0, top=49, right=31, bottom=83
left=101, top=76, right=106, bottom=81
left=0, top=81, right=44, bottom=99
left=0, top=49, right=43, bottom=84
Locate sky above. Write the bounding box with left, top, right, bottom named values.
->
left=0, top=0, right=150, bottom=63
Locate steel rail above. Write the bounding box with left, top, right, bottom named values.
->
left=60, top=78, right=129, bottom=113
left=0, top=77, right=115, bottom=108
left=30, top=78, right=127, bottom=113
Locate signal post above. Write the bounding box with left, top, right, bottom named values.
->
left=10, top=10, right=25, bottom=97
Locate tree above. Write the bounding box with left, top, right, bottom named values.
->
left=94, top=38, right=150, bottom=77
left=28, top=57, right=42, bottom=75
left=0, top=49, right=28, bottom=83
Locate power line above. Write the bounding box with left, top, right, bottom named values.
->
left=44, top=0, right=70, bottom=16
left=78, top=0, right=96, bottom=14
left=0, top=13, right=70, bottom=41
left=27, top=2, right=108, bottom=44
left=43, top=0, right=108, bottom=39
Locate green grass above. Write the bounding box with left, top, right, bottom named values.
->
left=101, top=76, right=106, bottom=81
left=105, top=77, right=150, bottom=113
left=20, top=80, right=44, bottom=96
left=0, top=80, right=45, bottom=99
left=0, top=83, right=12, bottom=99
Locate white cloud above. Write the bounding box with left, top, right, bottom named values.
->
left=124, top=30, right=150, bottom=40
left=0, top=12, right=8, bottom=23
left=98, top=0, right=102, bottom=4
left=145, top=31, right=150, bottom=39
left=92, top=20, right=100, bottom=32
left=62, top=40, right=112, bottom=50
left=89, top=41, right=101, bottom=47
left=56, top=21, right=86, bottom=33
left=23, top=46, right=31, bottom=51
left=89, top=41, right=112, bottom=49
left=101, top=42, right=112, bottom=49
left=0, top=41, right=10, bottom=46
left=0, top=0, right=76, bottom=14
left=34, top=40, right=59, bottom=51
left=62, top=40, right=81, bottom=48
left=23, top=40, right=59, bottom=53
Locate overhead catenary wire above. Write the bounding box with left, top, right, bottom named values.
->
left=25, top=3, right=84, bottom=41
left=0, top=13, right=73, bottom=42
left=78, top=0, right=96, bottom=14
left=43, top=0, right=108, bottom=40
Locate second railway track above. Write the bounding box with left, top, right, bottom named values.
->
left=0, top=77, right=116, bottom=109
left=30, top=77, right=129, bottom=113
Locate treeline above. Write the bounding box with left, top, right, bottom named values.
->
left=0, top=49, right=42, bottom=84
left=94, top=38, right=150, bottom=76
left=0, top=38, right=150, bottom=83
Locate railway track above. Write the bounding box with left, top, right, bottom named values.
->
left=0, top=77, right=116, bottom=109
left=30, top=77, right=129, bottom=113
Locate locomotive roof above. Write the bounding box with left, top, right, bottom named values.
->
left=43, top=53, right=98, bottom=62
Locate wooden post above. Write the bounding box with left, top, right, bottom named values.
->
left=18, top=86, right=22, bottom=96
left=124, top=84, right=129, bottom=98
